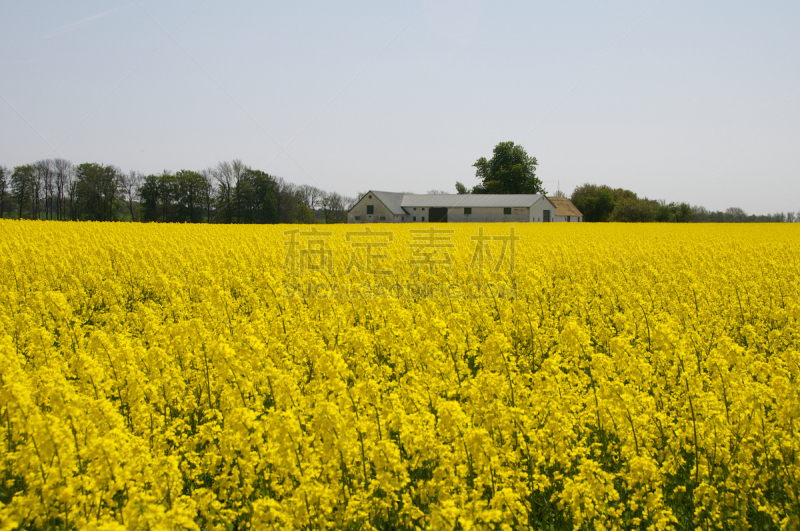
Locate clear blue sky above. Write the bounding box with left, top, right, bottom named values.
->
left=1, top=0, right=798, bottom=215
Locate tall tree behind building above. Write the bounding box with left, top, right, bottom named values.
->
left=472, top=141, right=544, bottom=194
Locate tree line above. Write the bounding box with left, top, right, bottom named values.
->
left=0, top=159, right=355, bottom=223
left=2, top=152, right=795, bottom=224
left=568, top=183, right=798, bottom=223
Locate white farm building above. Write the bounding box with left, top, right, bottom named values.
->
left=347, top=191, right=581, bottom=223
left=548, top=197, right=584, bottom=222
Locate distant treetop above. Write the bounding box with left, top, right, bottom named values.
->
left=471, top=141, right=544, bottom=195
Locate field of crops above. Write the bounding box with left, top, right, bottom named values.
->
left=1, top=220, right=799, bottom=530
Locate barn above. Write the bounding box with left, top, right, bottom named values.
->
left=347, top=191, right=560, bottom=223
left=548, top=197, right=584, bottom=222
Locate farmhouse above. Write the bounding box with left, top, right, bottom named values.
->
left=548, top=197, right=584, bottom=222
left=347, top=191, right=567, bottom=223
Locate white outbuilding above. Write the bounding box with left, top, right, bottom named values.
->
left=347, top=191, right=559, bottom=223
left=547, top=197, right=584, bottom=222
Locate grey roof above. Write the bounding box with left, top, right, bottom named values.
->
left=351, top=191, right=552, bottom=216
left=401, top=194, right=547, bottom=208
left=369, top=191, right=407, bottom=215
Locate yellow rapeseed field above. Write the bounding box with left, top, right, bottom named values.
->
left=1, top=220, right=799, bottom=531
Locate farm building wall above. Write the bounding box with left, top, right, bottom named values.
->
left=553, top=215, right=582, bottom=222
left=347, top=194, right=406, bottom=223
left=529, top=198, right=556, bottom=222
left=446, top=207, right=530, bottom=223
left=405, top=206, right=431, bottom=222
left=346, top=193, right=562, bottom=223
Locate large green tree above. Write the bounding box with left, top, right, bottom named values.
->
left=571, top=184, right=616, bottom=222
left=472, top=141, right=544, bottom=194
left=139, top=174, right=162, bottom=222
left=610, top=197, right=656, bottom=222
left=73, top=163, right=120, bottom=221
left=176, top=170, right=207, bottom=223
left=12, top=165, right=35, bottom=219
left=140, top=170, right=207, bottom=223
left=238, top=168, right=278, bottom=224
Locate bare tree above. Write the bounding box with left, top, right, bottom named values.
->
left=297, top=184, right=324, bottom=210
left=34, top=159, right=55, bottom=219
left=201, top=168, right=216, bottom=222
left=692, top=205, right=709, bottom=219
left=0, top=165, right=8, bottom=219
left=343, top=195, right=358, bottom=211
left=214, top=162, right=234, bottom=223
left=321, top=191, right=347, bottom=224
left=68, top=172, right=79, bottom=220
left=725, top=207, right=746, bottom=221
left=426, top=189, right=449, bottom=195
left=214, top=160, right=245, bottom=222
left=31, top=160, right=53, bottom=219
left=53, top=159, right=74, bottom=220
left=120, top=170, right=143, bottom=221
left=231, top=159, right=246, bottom=222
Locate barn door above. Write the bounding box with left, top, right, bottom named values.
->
left=543, top=209, right=550, bottom=222
left=429, top=208, right=448, bottom=222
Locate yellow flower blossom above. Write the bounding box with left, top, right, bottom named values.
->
left=1, top=220, right=799, bottom=530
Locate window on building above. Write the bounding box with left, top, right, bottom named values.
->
left=504, top=207, right=512, bottom=215
left=380, top=216, right=385, bottom=221
left=369, top=194, right=372, bottom=198
left=422, top=217, right=425, bottom=221
left=413, top=216, right=416, bottom=221
left=567, top=216, right=571, bottom=222
left=367, top=205, right=374, bottom=214
left=464, top=208, right=472, bottom=215
left=355, top=216, right=361, bottom=221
